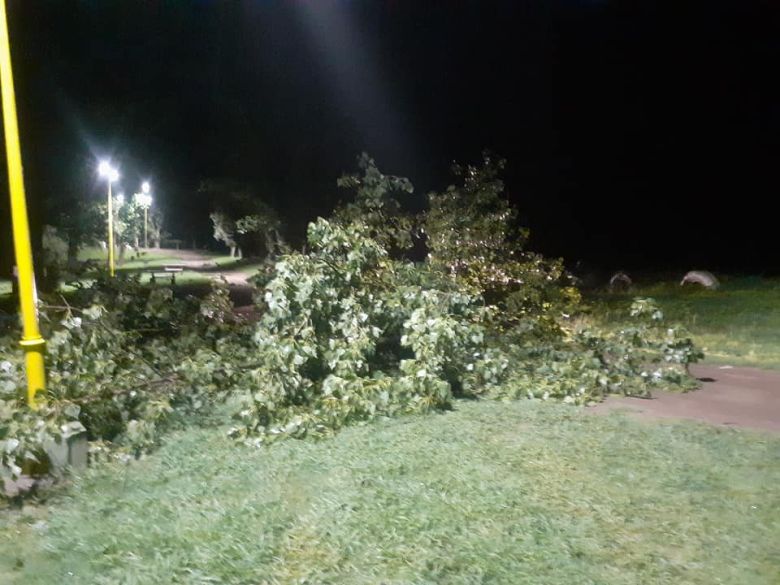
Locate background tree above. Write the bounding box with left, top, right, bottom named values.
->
left=39, top=225, right=69, bottom=292
left=424, top=154, right=526, bottom=291
left=148, top=208, right=165, bottom=249
left=424, top=154, right=581, bottom=335
left=333, top=153, right=415, bottom=252
left=210, top=210, right=239, bottom=258
left=49, top=199, right=105, bottom=269
left=114, top=196, right=162, bottom=260
left=235, top=210, right=284, bottom=258
left=201, top=179, right=283, bottom=259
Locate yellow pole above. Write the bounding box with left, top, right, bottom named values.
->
left=107, top=181, right=115, bottom=276
left=0, top=0, right=46, bottom=408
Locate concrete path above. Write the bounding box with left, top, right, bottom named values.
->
left=590, top=365, right=780, bottom=433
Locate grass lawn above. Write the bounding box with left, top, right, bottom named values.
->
left=77, top=246, right=255, bottom=279
left=1, top=249, right=260, bottom=308
left=1, top=401, right=778, bottom=584
left=116, top=254, right=192, bottom=270
left=77, top=246, right=232, bottom=270
left=588, top=276, right=780, bottom=370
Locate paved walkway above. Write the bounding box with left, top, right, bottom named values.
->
left=589, top=365, right=780, bottom=432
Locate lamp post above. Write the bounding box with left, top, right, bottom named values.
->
left=98, top=161, right=119, bottom=276
left=135, top=181, right=152, bottom=249
left=1, top=0, right=46, bottom=407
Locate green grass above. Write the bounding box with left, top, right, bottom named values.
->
left=589, top=276, right=780, bottom=369
left=75, top=246, right=109, bottom=262
left=77, top=247, right=250, bottom=277
left=66, top=248, right=215, bottom=289
left=117, top=254, right=189, bottom=270
left=77, top=246, right=183, bottom=263
left=223, top=261, right=266, bottom=276
left=210, top=255, right=247, bottom=268
left=2, top=401, right=778, bottom=584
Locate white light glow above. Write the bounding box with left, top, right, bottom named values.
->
left=141, top=181, right=151, bottom=194
left=99, top=160, right=119, bottom=182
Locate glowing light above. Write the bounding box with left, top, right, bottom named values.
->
left=141, top=181, right=150, bottom=194
left=98, top=160, right=119, bottom=182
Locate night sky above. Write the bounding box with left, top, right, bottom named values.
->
left=1, top=1, right=778, bottom=275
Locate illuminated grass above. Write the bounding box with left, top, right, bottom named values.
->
left=1, top=401, right=777, bottom=584
left=589, top=277, right=780, bottom=369
left=0, top=250, right=256, bottom=299
left=116, top=255, right=190, bottom=270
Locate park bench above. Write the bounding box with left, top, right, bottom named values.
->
left=147, top=264, right=185, bottom=285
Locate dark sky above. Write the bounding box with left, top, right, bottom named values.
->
left=1, top=0, right=778, bottom=274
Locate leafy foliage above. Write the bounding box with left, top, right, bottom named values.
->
left=425, top=154, right=525, bottom=290
left=334, top=152, right=415, bottom=252
left=114, top=194, right=157, bottom=252
left=232, top=219, right=484, bottom=443
left=233, top=154, right=702, bottom=441
left=1, top=277, right=249, bottom=492
left=48, top=197, right=106, bottom=263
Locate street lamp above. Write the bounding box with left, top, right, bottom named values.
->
left=98, top=160, right=119, bottom=276
left=135, top=181, right=152, bottom=249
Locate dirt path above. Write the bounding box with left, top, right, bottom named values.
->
left=217, top=271, right=252, bottom=286
left=590, top=365, right=780, bottom=432
left=160, top=250, right=254, bottom=286
left=159, top=249, right=220, bottom=267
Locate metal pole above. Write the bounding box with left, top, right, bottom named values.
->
left=0, top=0, right=46, bottom=408
left=107, top=181, right=115, bottom=276
left=144, top=206, right=148, bottom=249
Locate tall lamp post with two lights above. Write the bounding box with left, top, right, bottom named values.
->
left=98, top=161, right=119, bottom=276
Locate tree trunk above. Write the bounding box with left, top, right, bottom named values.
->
left=263, top=230, right=274, bottom=259
left=67, top=238, right=80, bottom=270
